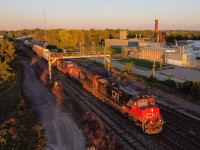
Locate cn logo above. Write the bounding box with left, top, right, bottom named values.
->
left=145, top=112, right=158, bottom=119
left=112, top=90, right=119, bottom=100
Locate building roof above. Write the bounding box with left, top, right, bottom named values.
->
left=184, top=50, right=200, bottom=54
left=140, top=46, right=176, bottom=52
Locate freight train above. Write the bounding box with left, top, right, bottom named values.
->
left=23, top=41, right=164, bottom=134
left=57, top=60, right=163, bottom=134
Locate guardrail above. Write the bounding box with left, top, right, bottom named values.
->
left=49, top=51, right=111, bottom=58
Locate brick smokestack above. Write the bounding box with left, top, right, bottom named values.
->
left=155, top=19, right=158, bottom=34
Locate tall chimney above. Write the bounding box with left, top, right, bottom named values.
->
left=155, top=19, right=158, bottom=34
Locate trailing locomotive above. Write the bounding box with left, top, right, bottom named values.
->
left=57, top=59, right=164, bottom=134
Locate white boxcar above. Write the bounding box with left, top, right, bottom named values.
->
left=32, top=45, right=49, bottom=60
left=43, top=50, right=49, bottom=60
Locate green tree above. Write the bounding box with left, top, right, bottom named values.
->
left=33, top=28, right=45, bottom=42
left=0, top=39, right=15, bottom=81
left=58, top=29, right=70, bottom=49
left=192, top=81, right=200, bottom=99
left=124, top=62, right=134, bottom=74
left=47, top=29, right=59, bottom=47
left=6, top=31, right=14, bottom=38
left=0, top=61, right=13, bottom=81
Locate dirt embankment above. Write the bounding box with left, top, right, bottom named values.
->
left=18, top=53, right=85, bottom=150
left=0, top=55, right=46, bottom=149
left=34, top=59, right=121, bottom=150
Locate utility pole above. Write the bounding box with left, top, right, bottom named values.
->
left=160, top=60, right=162, bottom=70
left=167, top=66, right=171, bottom=80
left=160, top=49, right=163, bottom=70
left=152, top=54, right=156, bottom=78
left=99, top=35, right=102, bottom=47
left=80, top=42, right=85, bottom=55
left=44, top=8, right=47, bottom=45
left=103, top=41, right=108, bottom=65
left=92, top=42, right=96, bottom=53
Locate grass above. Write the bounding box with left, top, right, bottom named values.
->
left=0, top=59, right=46, bottom=150
left=109, top=47, right=121, bottom=54
left=113, top=67, right=200, bottom=106
left=118, top=58, right=174, bottom=70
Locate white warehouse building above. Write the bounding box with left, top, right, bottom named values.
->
left=164, top=49, right=200, bottom=68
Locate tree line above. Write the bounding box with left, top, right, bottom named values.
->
left=166, top=30, right=200, bottom=44
left=1, top=29, right=200, bottom=50
left=0, top=39, right=15, bottom=82
left=1, top=29, right=121, bottom=50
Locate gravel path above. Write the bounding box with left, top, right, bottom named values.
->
left=18, top=54, right=85, bottom=150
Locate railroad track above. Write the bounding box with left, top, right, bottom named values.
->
left=127, top=79, right=200, bottom=149
left=70, top=59, right=199, bottom=149
left=20, top=44, right=149, bottom=149
left=66, top=58, right=200, bottom=150
left=164, top=119, right=200, bottom=148
left=18, top=42, right=200, bottom=150
left=159, top=102, right=200, bottom=137
left=52, top=68, right=150, bottom=149
left=157, top=134, right=185, bottom=150
left=155, top=103, right=200, bottom=150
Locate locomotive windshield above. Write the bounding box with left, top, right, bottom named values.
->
left=138, top=101, right=148, bottom=108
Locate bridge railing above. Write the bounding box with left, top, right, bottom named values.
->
left=49, top=51, right=111, bottom=58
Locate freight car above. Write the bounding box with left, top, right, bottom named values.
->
left=57, top=59, right=164, bottom=134
left=32, top=45, right=49, bottom=60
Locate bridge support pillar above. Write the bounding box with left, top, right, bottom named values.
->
left=48, top=59, right=52, bottom=80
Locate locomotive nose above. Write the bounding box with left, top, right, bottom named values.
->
left=143, top=107, right=160, bottom=121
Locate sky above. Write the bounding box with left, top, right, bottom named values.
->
left=0, top=0, right=200, bottom=31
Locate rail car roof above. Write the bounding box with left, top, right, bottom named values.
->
left=98, top=78, right=118, bottom=86
left=65, top=60, right=74, bottom=64
left=98, top=78, right=108, bottom=84
left=119, top=86, right=139, bottom=96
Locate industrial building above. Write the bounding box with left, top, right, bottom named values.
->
left=108, top=19, right=169, bottom=62
left=106, top=19, right=165, bottom=48
left=122, top=43, right=200, bottom=68
left=105, top=30, right=150, bottom=48
left=178, top=40, right=200, bottom=50
left=153, top=19, right=166, bottom=43
left=165, top=50, right=200, bottom=68
left=107, top=20, right=200, bottom=68
left=122, top=45, right=175, bottom=62
left=164, top=42, right=200, bottom=68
